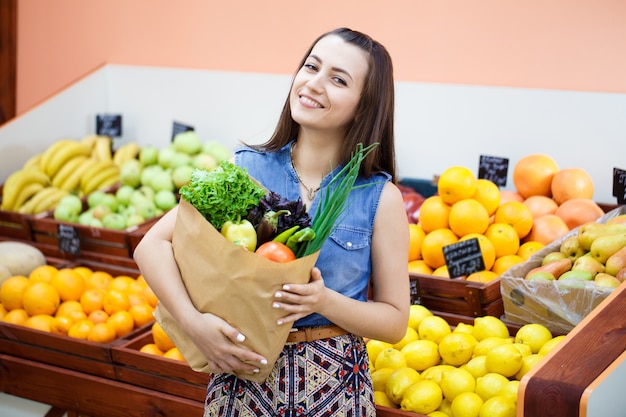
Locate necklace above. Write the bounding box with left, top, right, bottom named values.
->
left=290, top=145, right=320, bottom=201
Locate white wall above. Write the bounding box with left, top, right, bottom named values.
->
left=1, top=65, right=625, bottom=203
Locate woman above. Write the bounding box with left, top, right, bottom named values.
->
left=134, top=27, right=410, bottom=416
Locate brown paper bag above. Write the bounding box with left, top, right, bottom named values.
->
left=154, top=199, right=320, bottom=382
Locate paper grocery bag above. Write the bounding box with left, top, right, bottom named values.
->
left=154, top=199, right=320, bottom=382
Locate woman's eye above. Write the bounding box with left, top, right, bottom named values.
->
left=304, top=63, right=318, bottom=71
left=333, top=77, right=347, bottom=86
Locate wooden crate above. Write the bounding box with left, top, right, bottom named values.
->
left=111, top=330, right=210, bottom=402
left=409, top=273, right=503, bottom=318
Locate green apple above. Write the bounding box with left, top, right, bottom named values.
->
left=54, top=204, right=79, bottom=223
left=57, top=194, right=83, bottom=215
left=140, top=164, right=164, bottom=187
left=172, top=165, right=194, bottom=189
left=102, top=213, right=127, bottom=230
left=115, top=185, right=135, bottom=206
left=149, top=171, right=175, bottom=192
left=173, top=131, right=202, bottom=155
left=126, top=214, right=145, bottom=228
left=120, top=159, right=142, bottom=188
left=169, top=152, right=192, bottom=169
left=157, top=146, right=177, bottom=168
left=99, top=193, right=119, bottom=213
left=139, top=146, right=160, bottom=166
left=192, top=153, right=217, bottom=171
left=92, top=204, right=112, bottom=220
left=87, top=190, right=107, bottom=209
left=202, top=140, right=231, bottom=162
left=154, top=190, right=178, bottom=211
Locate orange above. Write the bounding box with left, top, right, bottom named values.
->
left=109, top=275, right=136, bottom=293
left=128, top=280, right=147, bottom=295
left=24, top=314, right=55, bottom=332
left=51, top=315, right=74, bottom=335
left=128, top=291, right=149, bottom=307
left=466, top=270, right=499, bottom=283
left=493, top=201, right=534, bottom=239
left=87, top=322, right=117, bottom=343
left=554, top=198, right=604, bottom=230
left=152, top=321, right=176, bottom=352
left=84, top=271, right=113, bottom=291
left=67, top=318, right=95, bottom=340
left=517, top=241, right=545, bottom=261
left=524, top=214, right=570, bottom=246
left=522, top=195, right=558, bottom=219
left=28, top=265, right=59, bottom=283
left=88, top=309, right=110, bottom=324
left=492, top=255, right=524, bottom=276
left=499, top=190, right=524, bottom=204
left=163, top=347, right=185, bottom=361
left=102, top=289, right=130, bottom=315
left=51, top=268, right=86, bottom=302
left=80, top=288, right=106, bottom=314
left=143, top=285, right=159, bottom=308
left=408, top=223, right=426, bottom=261
left=551, top=168, right=594, bottom=205
left=459, top=233, right=496, bottom=271
left=432, top=265, right=451, bottom=278
left=408, top=260, right=434, bottom=275
left=472, top=179, right=501, bottom=216
left=22, top=281, right=60, bottom=316
left=140, top=343, right=164, bottom=356
left=107, top=310, right=135, bottom=338
left=0, top=304, right=6, bottom=320
left=512, top=154, right=559, bottom=199
left=129, top=302, right=155, bottom=328
left=73, top=266, right=93, bottom=280
left=56, top=300, right=84, bottom=318
left=0, top=275, right=31, bottom=311
left=437, top=166, right=478, bottom=205
left=418, top=196, right=451, bottom=233
left=485, top=223, right=520, bottom=258
left=421, top=229, right=459, bottom=269
left=449, top=198, right=490, bottom=237
left=2, top=308, right=29, bottom=325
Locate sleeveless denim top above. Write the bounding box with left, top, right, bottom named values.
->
left=235, top=141, right=390, bottom=327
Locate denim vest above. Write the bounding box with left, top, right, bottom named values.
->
left=235, top=141, right=390, bottom=327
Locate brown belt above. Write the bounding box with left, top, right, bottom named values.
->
left=286, top=325, right=350, bottom=343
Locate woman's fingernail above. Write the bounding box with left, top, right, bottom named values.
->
left=236, top=333, right=246, bottom=342
left=282, top=285, right=290, bottom=291
left=272, top=302, right=280, bottom=309
left=277, top=320, right=283, bottom=325
left=253, top=368, right=260, bottom=373
left=260, top=359, right=268, bottom=365
left=275, top=292, right=282, bottom=298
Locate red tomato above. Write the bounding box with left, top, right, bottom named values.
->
left=255, top=241, right=296, bottom=263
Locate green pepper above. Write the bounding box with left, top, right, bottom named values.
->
left=221, top=219, right=257, bottom=252
left=286, top=227, right=316, bottom=253
left=273, top=225, right=300, bottom=244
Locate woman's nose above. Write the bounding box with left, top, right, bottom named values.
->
left=305, top=73, right=324, bottom=92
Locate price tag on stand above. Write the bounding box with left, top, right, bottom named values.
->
left=58, top=224, right=80, bottom=255
left=172, top=121, right=194, bottom=142
left=96, top=114, right=122, bottom=137
left=613, top=167, right=626, bottom=204
left=478, top=155, right=509, bottom=187
left=443, top=237, right=485, bottom=279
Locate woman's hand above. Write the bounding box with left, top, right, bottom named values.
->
left=272, top=267, right=327, bottom=325
left=184, top=312, right=268, bottom=374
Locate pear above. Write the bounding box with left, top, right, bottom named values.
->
left=590, top=234, right=626, bottom=264
left=594, top=273, right=621, bottom=289
left=560, top=235, right=586, bottom=261
left=525, top=258, right=572, bottom=280
left=578, top=223, right=626, bottom=251
left=604, top=246, right=626, bottom=276
left=615, top=267, right=626, bottom=282
left=559, top=270, right=594, bottom=281
left=541, top=251, right=567, bottom=266
left=572, top=254, right=605, bottom=277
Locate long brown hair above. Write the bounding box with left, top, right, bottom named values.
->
left=251, top=28, right=397, bottom=182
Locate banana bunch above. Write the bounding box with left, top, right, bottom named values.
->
left=113, top=142, right=141, bottom=167
left=1, top=168, right=51, bottom=211
left=78, top=159, right=121, bottom=195
left=18, top=186, right=70, bottom=215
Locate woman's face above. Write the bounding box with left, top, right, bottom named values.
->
left=290, top=34, right=369, bottom=135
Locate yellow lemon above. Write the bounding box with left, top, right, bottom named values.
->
left=400, top=379, right=443, bottom=415
left=485, top=344, right=523, bottom=378
left=421, top=364, right=457, bottom=385
left=515, top=353, right=545, bottom=381
left=538, top=335, right=566, bottom=356
left=438, top=398, right=453, bottom=416
left=407, top=304, right=433, bottom=331
left=475, top=372, right=510, bottom=401
left=427, top=412, right=450, bottom=417
left=367, top=339, right=393, bottom=366
left=512, top=342, right=533, bottom=357
left=375, top=348, right=407, bottom=371
left=498, top=380, right=520, bottom=404
left=418, top=315, right=452, bottom=344
left=514, top=323, right=553, bottom=354
left=438, top=332, right=477, bottom=367
left=373, top=391, right=397, bottom=408
left=401, top=339, right=441, bottom=371
left=453, top=322, right=474, bottom=335
left=479, top=395, right=516, bottom=417
left=462, top=355, right=489, bottom=379
left=473, top=316, right=510, bottom=341
left=451, top=391, right=484, bottom=417
left=393, top=326, right=419, bottom=351
left=386, top=366, right=421, bottom=404
left=440, top=367, right=476, bottom=402
left=473, top=336, right=513, bottom=357
left=371, top=367, right=395, bottom=392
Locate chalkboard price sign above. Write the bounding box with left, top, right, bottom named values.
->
left=613, top=167, right=626, bottom=204
left=96, top=114, right=122, bottom=137
left=443, top=237, right=485, bottom=278
left=478, top=155, right=509, bottom=187
left=172, top=121, right=194, bottom=142
left=58, top=224, right=80, bottom=255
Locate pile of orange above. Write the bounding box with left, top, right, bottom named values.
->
left=0, top=264, right=158, bottom=344
left=138, top=321, right=185, bottom=362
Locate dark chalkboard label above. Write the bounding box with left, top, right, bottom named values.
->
left=58, top=224, right=80, bottom=255
left=96, top=114, right=122, bottom=137
left=478, top=155, right=509, bottom=187
left=172, top=121, right=194, bottom=142
left=613, top=167, right=626, bottom=204
left=443, top=237, right=485, bottom=278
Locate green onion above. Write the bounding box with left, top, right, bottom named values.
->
left=297, top=142, right=379, bottom=257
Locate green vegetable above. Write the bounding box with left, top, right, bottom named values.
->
left=286, top=227, right=316, bottom=253
left=297, top=142, right=379, bottom=258
left=221, top=219, right=257, bottom=252
left=273, top=225, right=300, bottom=244
left=255, top=209, right=291, bottom=246
left=178, top=161, right=266, bottom=231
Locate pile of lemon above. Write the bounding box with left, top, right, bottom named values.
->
left=368, top=305, right=565, bottom=417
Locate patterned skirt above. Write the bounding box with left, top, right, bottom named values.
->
left=203, top=333, right=375, bottom=417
